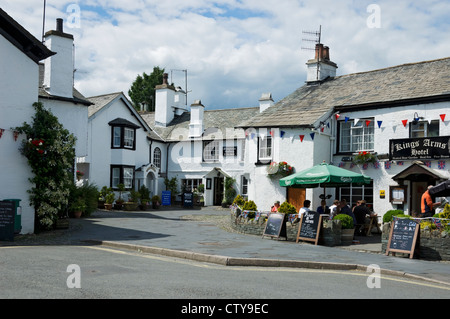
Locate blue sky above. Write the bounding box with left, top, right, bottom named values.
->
left=3, top=0, right=450, bottom=109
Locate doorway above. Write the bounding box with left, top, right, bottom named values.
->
left=213, top=177, right=224, bottom=205
left=287, top=187, right=305, bottom=211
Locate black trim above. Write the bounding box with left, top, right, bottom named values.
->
left=110, top=125, right=137, bottom=150
left=110, top=165, right=135, bottom=190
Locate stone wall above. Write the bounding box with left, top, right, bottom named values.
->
left=381, top=223, right=450, bottom=261
left=230, top=213, right=342, bottom=246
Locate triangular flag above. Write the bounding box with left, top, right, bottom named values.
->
left=344, top=116, right=349, bottom=123
left=402, top=119, right=408, bottom=127
left=440, top=114, right=446, bottom=122
left=299, top=135, right=305, bottom=142
left=269, top=130, right=274, bottom=137
left=335, top=113, right=340, bottom=120
left=365, top=120, right=371, bottom=127
left=250, top=133, right=255, bottom=139
left=310, top=132, right=315, bottom=140
left=327, top=122, right=330, bottom=128
left=377, top=120, right=382, bottom=128
left=354, top=118, right=360, bottom=126
left=245, top=130, right=249, bottom=137
left=280, top=130, right=285, bottom=138
left=320, top=127, right=324, bottom=132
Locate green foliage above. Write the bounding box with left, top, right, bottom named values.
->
left=128, top=66, right=165, bottom=111
left=164, top=177, right=178, bottom=194
left=439, top=204, right=450, bottom=220
left=69, top=183, right=99, bottom=217
left=105, top=192, right=115, bottom=204
left=334, top=214, right=354, bottom=229
left=128, top=189, right=141, bottom=203
left=233, top=195, right=246, bottom=207
left=15, top=102, right=76, bottom=231
left=139, top=185, right=150, bottom=202
left=152, top=195, right=161, bottom=203
left=383, top=209, right=404, bottom=223
left=224, top=177, right=236, bottom=205
left=242, top=200, right=257, bottom=219
left=278, top=201, right=297, bottom=215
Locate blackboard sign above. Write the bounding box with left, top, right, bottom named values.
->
left=0, top=201, right=15, bottom=241
left=161, top=191, right=171, bottom=206
left=385, top=217, right=420, bottom=259
left=183, top=192, right=194, bottom=208
left=262, top=213, right=287, bottom=240
left=296, top=211, right=323, bottom=245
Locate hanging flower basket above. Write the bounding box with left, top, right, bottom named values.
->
left=352, top=151, right=376, bottom=165
left=267, top=161, right=294, bottom=177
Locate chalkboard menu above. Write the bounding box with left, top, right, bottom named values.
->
left=385, top=217, right=420, bottom=259
left=262, top=213, right=287, bottom=240
left=183, top=192, right=194, bottom=208
left=296, top=211, right=323, bottom=245
left=0, top=201, right=15, bottom=241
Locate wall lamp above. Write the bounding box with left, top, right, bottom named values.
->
left=412, top=112, right=424, bottom=125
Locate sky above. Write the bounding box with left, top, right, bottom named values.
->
left=2, top=0, right=450, bottom=110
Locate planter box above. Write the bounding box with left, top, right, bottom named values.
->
left=123, top=202, right=139, bottom=211
left=340, top=228, right=355, bottom=245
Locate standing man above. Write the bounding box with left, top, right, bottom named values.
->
left=421, top=186, right=441, bottom=217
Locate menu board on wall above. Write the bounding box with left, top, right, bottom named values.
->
left=0, top=201, right=15, bottom=241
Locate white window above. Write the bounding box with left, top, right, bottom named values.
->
left=242, top=176, right=248, bottom=196
left=111, top=165, right=134, bottom=190
left=111, top=167, right=121, bottom=188
left=339, top=119, right=374, bottom=152
left=153, top=147, right=161, bottom=168
left=124, top=128, right=134, bottom=148
left=123, top=167, right=134, bottom=189
left=113, top=127, right=121, bottom=148
left=337, top=181, right=374, bottom=209
left=258, top=135, right=272, bottom=160
left=203, top=140, right=219, bottom=162
left=182, top=179, right=203, bottom=192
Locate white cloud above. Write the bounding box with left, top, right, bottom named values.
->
left=2, top=0, right=450, bottom=109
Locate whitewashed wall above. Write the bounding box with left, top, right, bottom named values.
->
left=0, top=36, right=39, bottom=233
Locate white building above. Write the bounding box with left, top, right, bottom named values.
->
left=239, top=44, right=450, bottom=218
left=0, top=9, right=53, bottom=233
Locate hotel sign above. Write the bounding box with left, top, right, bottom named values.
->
left=389, top=136, right=450, bottom=160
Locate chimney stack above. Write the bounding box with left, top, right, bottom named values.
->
left=154, top=73, right=176, bottom=127
left=189, top=100, right=204, bottom=138
left=306, top=43, right=337, bottom=84
left=259, top=93, right=274, bottom=113
left=43, top=18, right=74, bottom=98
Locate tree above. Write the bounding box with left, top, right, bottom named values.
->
left=128, top=66, right=165, bottom=111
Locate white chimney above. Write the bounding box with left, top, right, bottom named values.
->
left=155, top=73, right=175, bottom=127
left=43, top=18, right=74, bottom=98
left=259, top=93, right=274, bottom=113
left=306, top=43, right=337, bottom=84
left=189, top=100, right=204, bottom=138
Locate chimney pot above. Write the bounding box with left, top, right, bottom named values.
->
left=56, top=18, right=64, bottom=33
left=162, top=73, right=169, bottom=85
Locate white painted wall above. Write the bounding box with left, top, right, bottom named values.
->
left=0, top=36, right=39, bottom=234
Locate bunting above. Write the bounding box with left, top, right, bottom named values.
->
left=299, top=135, right=305, bottom=142
left=310, top=132, right=315, bottom=140
left=440, top=114, right=446, bottom=122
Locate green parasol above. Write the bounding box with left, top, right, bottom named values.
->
left=279, top=162, right=371, bottom=188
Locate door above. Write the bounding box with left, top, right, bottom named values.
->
left=411, top=181, right=428, bottom=216
left=287, top=187, right=305, bottom=212
left=213, top=177, right=224, bottom=205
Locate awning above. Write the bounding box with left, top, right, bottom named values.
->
left=392, top=161, right=447, bottom=181
left=203, top=167, right=231, bottom=178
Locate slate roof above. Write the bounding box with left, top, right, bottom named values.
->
left=239, top=57, right=450, bottom=128
left=140, top=107, right=260, bottom=142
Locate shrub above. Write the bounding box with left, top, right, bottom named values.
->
left=334, top=214, right=354, bottom=229
left=383, top=210, right=404, bottom=223
left=69, top=182, right=99, bottom=217
left=233, top=195, right=246, bottom=207
left=278, top=201, right=297, bottom=215
left=139, top=185, right=150, bottom=202
left=242, top=200, right=257, bottom=219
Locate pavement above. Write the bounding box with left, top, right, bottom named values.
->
left=4, top=206, right=450, bottom=287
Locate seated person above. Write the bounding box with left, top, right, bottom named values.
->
left=293, top=200, right=311, bottom=223
left=339, top=199, right=357, bottom=226
left=316, top=200, right=329, bottom=215
left=271, top=201, right=280, bottom=212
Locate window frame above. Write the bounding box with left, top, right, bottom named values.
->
left=110, top=125, right=137, bottom=150
left=203, top=140, right=220, bottom=162
left=110, top=165, right=135, bottom=190
left=153, top=147, right=162, bottom=169
left=338, top=119, right=374, bottom=154
left=409, top=120, right=439, bottom=138
left=257, top=135, right=272, bottom=164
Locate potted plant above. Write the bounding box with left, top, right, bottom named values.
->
left=139, top=185, right=151, bottom=210
left=152, top=195, right=161, bottom=209
left=334, top=214, right=355, bottom=245
left=98, top=186, right=111, bottom=208
left=104, top=192, right=115, bottom=210
left=124, top=190, right=140, bottom=211
left=70, top=198, right=86, bottom=218
left=114, top=183, right=125, bottom=209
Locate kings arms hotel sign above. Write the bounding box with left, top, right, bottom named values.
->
left=389, top=136, right=450, bottom=160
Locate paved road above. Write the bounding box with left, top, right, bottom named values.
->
left=3, top=207, right=450, bottom=287
left=1, top=245, right=449, bottom=300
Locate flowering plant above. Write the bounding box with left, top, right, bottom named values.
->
left=29, top=138, right=45, bottom=154
left=76, top=170, right=84, bottom=180
left=267, top=161, right=294, bottom=177
left=352, top=151, right=376, bottom=165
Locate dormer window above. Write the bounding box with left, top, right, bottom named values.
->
left=109, top=118, right=140, bottom=150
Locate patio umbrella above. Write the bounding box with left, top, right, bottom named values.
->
left=279, top=162, right=371, bottom=188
